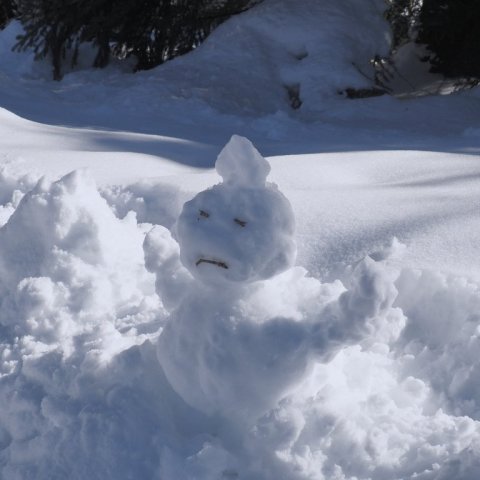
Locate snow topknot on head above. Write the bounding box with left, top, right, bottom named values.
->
left=215, top=135, right=271, bottom=188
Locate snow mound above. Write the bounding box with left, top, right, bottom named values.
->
left=176, top=135, right=296, bottom=285
left=154, top=0, right=390, bottom=115
left=0, top=169, right=158, bottom=354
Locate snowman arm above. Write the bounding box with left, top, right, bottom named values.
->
left=143, top=225, right=193, bottom=311
left=310, top=256, right=398, bottom=359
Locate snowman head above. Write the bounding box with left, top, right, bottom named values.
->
left=176, top=135, right=296, bottom=286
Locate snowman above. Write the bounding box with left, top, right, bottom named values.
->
left=144, top=135, right=399, bottom=421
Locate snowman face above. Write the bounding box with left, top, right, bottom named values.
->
left=176, top=183, right=296, bottom=285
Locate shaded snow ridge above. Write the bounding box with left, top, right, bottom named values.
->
left=0, top=136, right=479, bottom=479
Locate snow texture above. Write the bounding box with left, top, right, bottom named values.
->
left=0, top=170, right=159, bottom=355
left=0, top=0, right=480, bottom=478
left=0, top=141, right=479, bottom=480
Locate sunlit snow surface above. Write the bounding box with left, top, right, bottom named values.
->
left=2, top=0, right=480, bottom=479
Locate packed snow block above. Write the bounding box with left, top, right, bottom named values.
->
left=176, top=135, right=296, bottom=285
left=0, top=169, right=154, bottom=344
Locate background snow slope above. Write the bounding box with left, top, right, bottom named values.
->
left=1, top=0, right=480, bottom=478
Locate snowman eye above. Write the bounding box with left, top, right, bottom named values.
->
left=198, top=210, right=210, bottom=219
left=234, top=218, right=247, bottom=227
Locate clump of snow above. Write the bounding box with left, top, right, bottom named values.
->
left=0, top=162, right=37, bottom=206
left=0, top=162, right=38, bottom=226
left=176, top=135, right=296, bottom=285
left=257, top=345, right=480, bottom=480
left=216, top=134, right=271, bottom=188
left=395, top=269, right=480, bottom=419
left=101, top=180, right=184, bottom=228
left=0, top=169, right=158, bottom=353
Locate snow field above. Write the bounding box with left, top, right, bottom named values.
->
left=0, top=137, right=477, bottom=478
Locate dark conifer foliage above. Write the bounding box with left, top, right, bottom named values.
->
left=384, top=0, right=421, bottom=50
left=15, top=0, right=84, bottom=80
left=0, top=0, right=16, bottom=29
left=416, top=0, right=480, bottom=79
left=14, top=0, right=259, bottom=80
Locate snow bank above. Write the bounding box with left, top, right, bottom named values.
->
left=156, top=0, right=390, bottom=116
left=0, top=1, right=390, bottom=120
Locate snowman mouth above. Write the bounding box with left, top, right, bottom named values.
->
left=196, top=258, right=229, bottom=270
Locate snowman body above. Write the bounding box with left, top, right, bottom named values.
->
left=155, top=135, right=304, bottom=418
left=157, top=284, right=312, bottom=418
left=150, top=136, right=395, bottom=420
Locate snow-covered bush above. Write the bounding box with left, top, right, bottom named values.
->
left=14, top=0, right=260, bottom=79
